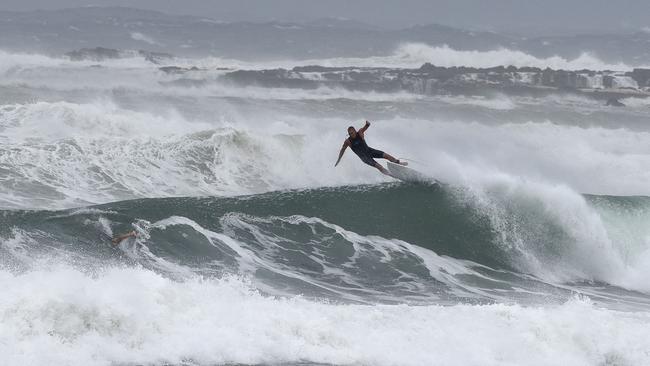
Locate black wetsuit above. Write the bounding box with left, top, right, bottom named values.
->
left=348, top=134, right=384, bottom=166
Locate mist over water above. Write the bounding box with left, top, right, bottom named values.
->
left=2, top=13, right=650, bottom=365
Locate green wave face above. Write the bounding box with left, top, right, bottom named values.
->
left=3, top=184, right=650, bottom=309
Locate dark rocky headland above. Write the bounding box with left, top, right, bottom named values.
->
left=217, top=63, right=650, bottom=102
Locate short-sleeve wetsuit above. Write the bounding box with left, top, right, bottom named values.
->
left=348, top=134, right=385, bottom=166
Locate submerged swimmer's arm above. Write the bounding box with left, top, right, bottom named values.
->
left=112, top=230, right=136, bottom=245
left=334, top=140, right=349, bottom=167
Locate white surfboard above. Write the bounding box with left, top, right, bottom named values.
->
left=386, top=161, right=435, bottom=184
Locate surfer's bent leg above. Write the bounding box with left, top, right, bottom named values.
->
left=361, top=154, right=394, bottom=177
left=381, top=152, right=400, bottom=164
left=374, top=162, right=392, bottom=176
left=378, top=150, right=406, bottom=165
left=361, top=153, right=393, bottom=176
left=369, top=148, right=402, bottom=164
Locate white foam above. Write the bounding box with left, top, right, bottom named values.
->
left=0, top=101, right=211, bottom=140
left=0, top=267, right=648, bottom=366
left=385, top=119, right=650, bottom=197
left=181, top=84, right=426, bottom=102
left=620, top=96, right=650, bottom=108
left=0, top=101, right=384, bottom=209
left=434, top=94, right=517, bottom=110
left=196, top=43, right=636, bottom=71
left=156, top=44, right=640, bottom=71
left=384, top=43, right=638, bottom=71
left=130, top=32, right=160, bottom=46
left=5, top=101, right=649, bottom=206
left=0, top=49, right=156, bottom=74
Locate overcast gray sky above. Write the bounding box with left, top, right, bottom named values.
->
left=1, top=0, right=648, bottom=34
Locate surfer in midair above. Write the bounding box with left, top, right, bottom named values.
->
left=334, top=120, right=407, bottom=176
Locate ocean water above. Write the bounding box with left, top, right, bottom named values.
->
left=2, top=47, right=650, bottom=366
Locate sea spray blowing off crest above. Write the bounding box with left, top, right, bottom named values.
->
left=4, top=99, right=650, bottom=208
left=454, top=178, right=644, bottom=290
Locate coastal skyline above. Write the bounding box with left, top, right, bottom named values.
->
left=2, top=0, right=650, bottom=34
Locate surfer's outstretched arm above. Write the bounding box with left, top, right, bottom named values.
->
left=112, top=230, right=136, bottom=245
left=359, top=120, right=370, bottom=134
left=334, top=141, right=349, bottom=167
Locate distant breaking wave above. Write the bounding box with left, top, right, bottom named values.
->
left=193, top=43, right=643, bottom=71
left=386, top=43, right=639, bottom=71
left=0, top=43, right=643, bottom=76
left=172, top=43, right=645, bottom=71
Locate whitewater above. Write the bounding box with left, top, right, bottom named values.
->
left=2, top=45, right=650, bottom=366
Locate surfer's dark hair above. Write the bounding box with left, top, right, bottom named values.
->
left=348, top=126, right=355, bottom=130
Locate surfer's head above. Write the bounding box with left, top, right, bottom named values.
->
left=347, top=126, right=357, bottom=138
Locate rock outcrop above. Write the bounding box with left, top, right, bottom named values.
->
left=65, top=47, right=173, bottom=64
left=218, top=63, right=650, bottom=100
